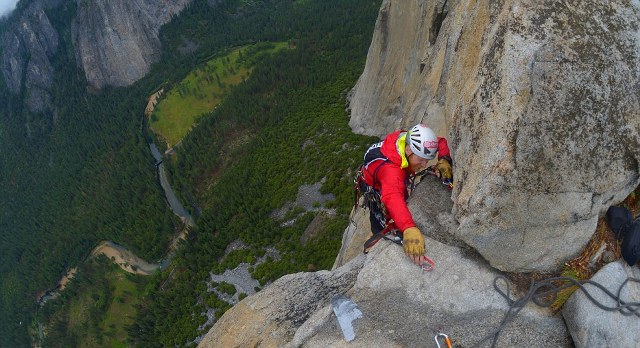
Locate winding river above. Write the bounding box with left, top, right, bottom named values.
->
left=38, top=141, right=194, bottom=306
left=149, top=143, right=195, bottom=227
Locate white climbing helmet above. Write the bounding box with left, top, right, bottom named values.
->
left=407, top=124, right=438, bottom=160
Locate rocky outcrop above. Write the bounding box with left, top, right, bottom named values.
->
left=350, top=0, right=640, bottom=272
left=562, top=260, right=640, bottom=347
left=1, top=0, right=60, bottom=113
left=199, top=179, right=575, bottom=347
left=198, top=255, right=364, bottom=348
left=72, top=0, right=192, bottom=90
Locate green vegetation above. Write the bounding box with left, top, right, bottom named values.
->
left=150, top=42, right=289, bottom=147
left=216, top=282, right=237, bottom=296
left=129, top=1, right=381, bottom=346
left=38, top=256, right=149, bottom=348
left=0, top=1, right=180, bottom=345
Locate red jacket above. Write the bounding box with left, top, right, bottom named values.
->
left=362, top=130, right=450, bottom=231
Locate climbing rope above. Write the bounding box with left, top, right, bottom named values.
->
left=474, top=275, right=640, bottom=348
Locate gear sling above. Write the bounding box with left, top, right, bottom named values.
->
left=354, top=141, right=406, bottom=253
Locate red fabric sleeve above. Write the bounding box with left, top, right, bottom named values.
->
left=437, top=137, right=451, bottom=159
left=376, top=164, right=416, bottom=232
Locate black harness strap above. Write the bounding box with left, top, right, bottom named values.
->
left=363, top=224, right=403, bottom=254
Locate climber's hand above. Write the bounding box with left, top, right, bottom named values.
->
left=403, top=227, right=425, bottom=265
left=435, top=158, right=452, bottom=180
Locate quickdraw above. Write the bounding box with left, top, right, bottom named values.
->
left=353, top=169, right=364, bottom=209
left=353, top=168, right=388, bottom=214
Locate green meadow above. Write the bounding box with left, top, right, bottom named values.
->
left=150, top=42, right=289, bottom=147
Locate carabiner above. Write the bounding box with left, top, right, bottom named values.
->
left=435, top=333, right=452, bottom=348
left=421, top=256, right=435, bottom=271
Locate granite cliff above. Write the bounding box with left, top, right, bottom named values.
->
left=1, top=0, right=61, bottom=113
left=350, top=0, right=640, bottom=273
left=199, top=0, right=640, bottom=346
left=72, top=0, right=192, bottom=90
left=1, top=0, right=192, bottom=113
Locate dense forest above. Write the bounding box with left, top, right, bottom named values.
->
left=0, top=0, right=381, bottom=346
left=0, top=2, right=177, bottom=345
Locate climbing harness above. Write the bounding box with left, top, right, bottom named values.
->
left=435, top=333, right=452, bottom=348
left=474, top=275, right=640, bottom=348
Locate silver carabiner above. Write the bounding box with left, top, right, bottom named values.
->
left=435, top=333, right=452, bottom=348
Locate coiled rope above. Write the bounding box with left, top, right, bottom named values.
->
left=474, top=275, right=640, bottom=348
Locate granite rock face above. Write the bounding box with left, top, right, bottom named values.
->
left=1, top=0, right=59, bottom=113
left=71, top=0, right=192, bottom=89
left=199, top=230, right=573, bottom=348
left=196, top=3, right=640, bottom=345
left=199, top=180, right=574, bottom=347
left=1, top=0, right=193, bottom=113
left=349, top=0, right=640, bottom=272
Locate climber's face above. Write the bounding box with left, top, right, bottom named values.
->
left=406, top=147, right=428, bottom=172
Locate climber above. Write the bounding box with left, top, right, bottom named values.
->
left=356, top=124, right=452, bottom=265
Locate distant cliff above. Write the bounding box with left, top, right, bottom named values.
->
left=72, top=0, right=192, bottom=90
left=1, top=0, right=61, bottom=113
left=1, top=0, right=192, bottom=113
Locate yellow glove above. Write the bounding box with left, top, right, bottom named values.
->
left=403, top=227, right=425, bottom=257
left=436, top=158, right=452, bottom=180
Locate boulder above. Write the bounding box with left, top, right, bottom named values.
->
left=349, top=0, right=640, bottom=272
left=562, top=260, right=640, bottom=348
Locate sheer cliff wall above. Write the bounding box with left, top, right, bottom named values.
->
left=350, top=0, right=640, bottom=272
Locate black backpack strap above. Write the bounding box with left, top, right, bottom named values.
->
left=363, top=141, right=392, bottom=190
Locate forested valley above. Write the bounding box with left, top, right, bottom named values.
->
left=0, top=0, right=381, bottom=346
